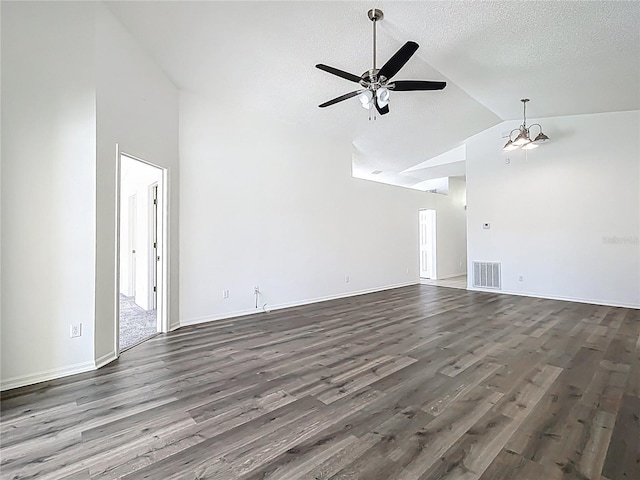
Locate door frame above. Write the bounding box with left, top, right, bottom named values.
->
left=148, top=182, right=158, bottom=312
left=115, top=147, right=169, bottom=356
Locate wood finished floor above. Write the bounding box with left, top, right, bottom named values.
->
left=420, top=275, right=467, bottom=290
left=1, top=285, right=639, bottom=480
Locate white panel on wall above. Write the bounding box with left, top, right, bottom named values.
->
left=435, top=177, right=468, bottom=280
left=178, top=92, right=469, bottom=326
left=95, top=3, right=180, bottom=363
left=1, top=1, right=97, bottom=389
left=466, top=110, right=640, bottom=308
left=1, top=2, right=180, bottom=390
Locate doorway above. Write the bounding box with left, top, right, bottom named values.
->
left=117, top=153, right=166, bottom=352
left=419, top=209, right=437, bottom=279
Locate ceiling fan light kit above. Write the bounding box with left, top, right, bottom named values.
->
left=502, top=99, right=550, bottom=151
left=316, top=9, right=446, bottom=118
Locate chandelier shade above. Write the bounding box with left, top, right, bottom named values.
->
left=533, top=132, right=550, bottom=144
left=512, top=131, right=531, bottom=146
left=502, top=99, right=549, bottom=151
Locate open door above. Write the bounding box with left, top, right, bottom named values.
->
left=117, top=153, right=167, bottom=353
left=126, top=194, right=137, bottom=297
left=419, top=209, right=437, bottom=279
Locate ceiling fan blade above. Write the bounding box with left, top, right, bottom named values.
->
left=391, top=80, right=447, bottom=91
left=318, top=90, right=361, bottom=108
left=316, top=64, right=362, bottom=83
left=374, top=96, right=389, bottom=115
left=378, top=41, right=419, bottom=81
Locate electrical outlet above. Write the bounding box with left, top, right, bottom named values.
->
left=345, top=275, right=350, bottom=283
left=519, top=275, right=524, bottom=282
left=254, top=286, right=260, bottom=294
left=70, top=323, right=82, bottom=338
left=223, top=289, right=230, bottom=299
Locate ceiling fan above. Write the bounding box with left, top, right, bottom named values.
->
left=316, top=9, right=446, bottom=117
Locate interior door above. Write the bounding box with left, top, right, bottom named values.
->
left=128, top=194, right=137, bottom=297
left=419, top=209, right=436, bottom=279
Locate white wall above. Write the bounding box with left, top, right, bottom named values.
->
left=435, top=177, right=468, bottom=279
left=95, top=4, right=179, bottom=364
left=0, top=2, right=179, bottom=389
left=466, top=110, right=640, bottom=308
left=1, top=1, right=97, bottom=389
left=179, top=93, right=471, bottom=324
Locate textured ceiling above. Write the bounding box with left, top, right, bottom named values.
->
left=106, top=1, right=640, bottom=189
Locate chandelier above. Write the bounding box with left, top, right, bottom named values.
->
left=502, top=99, right=550, bottom=151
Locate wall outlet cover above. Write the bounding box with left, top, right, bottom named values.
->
left=70, top=323, right=82, bottom=338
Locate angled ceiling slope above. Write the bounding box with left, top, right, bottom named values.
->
left=106, top=1, right=639, bottom=191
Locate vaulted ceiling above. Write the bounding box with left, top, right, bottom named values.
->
left=107, top=1, right=640, bottom=190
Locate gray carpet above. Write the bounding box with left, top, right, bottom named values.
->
left=119, top=294, right=157, bottom=351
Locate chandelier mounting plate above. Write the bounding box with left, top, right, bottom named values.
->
left=368, top=9, right=384, bottom=21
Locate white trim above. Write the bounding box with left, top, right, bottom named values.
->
left=181, top=308, right=260, bottom=326
left=95, top=351, right=117, bottom=369
left=435, top=272, right=467, bottom=280
left=179, top=281, right=418, bottom=327
left=0, top=361, right=95, bottom=392
left=160, top=166, right=170, bottom=335
left=1, top=351, right=119, bottom=391
left=114, top=144, right=122, bottom=358
left=467, top=286, right=640, bottom=309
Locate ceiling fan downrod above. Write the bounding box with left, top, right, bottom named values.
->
left=367, top=9, right=384, bottom=120
left=368, top=9, right=383, bottom=75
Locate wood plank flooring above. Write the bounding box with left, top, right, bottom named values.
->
left=420, top=275, right=467, bottom=290
left=1, top=285, right=638, bottom=479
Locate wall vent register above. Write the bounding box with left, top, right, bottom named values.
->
left=472, top=262, right=501, bottom=289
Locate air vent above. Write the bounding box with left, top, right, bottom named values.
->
left=371, top=170, right=383, bottom=175
left=472, top=262, right=501, bottom=289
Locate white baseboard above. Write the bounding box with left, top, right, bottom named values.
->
left=467, top=287, right=640, bottom=309
left=180, top=308, right=258, bottom=326
left=435, top=272, right=467, bottom=280
left=1, top=351, right=121, bottom=392
left=95, top=351, right=117, bottom=369
left=0, top=360, right=96, bottom=392
left=179, top=281, right=419, bottom=327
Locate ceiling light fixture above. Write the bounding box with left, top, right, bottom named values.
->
left=316, top=9, right=446, bottom=118
left=376, top=87, right=390, bottom=108
left=502, top=99, right=549, bottom=151
left=359, top=90, right=374, bottom=109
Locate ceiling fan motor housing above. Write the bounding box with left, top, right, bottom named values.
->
left=361, top=69, right=388, bottom=88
